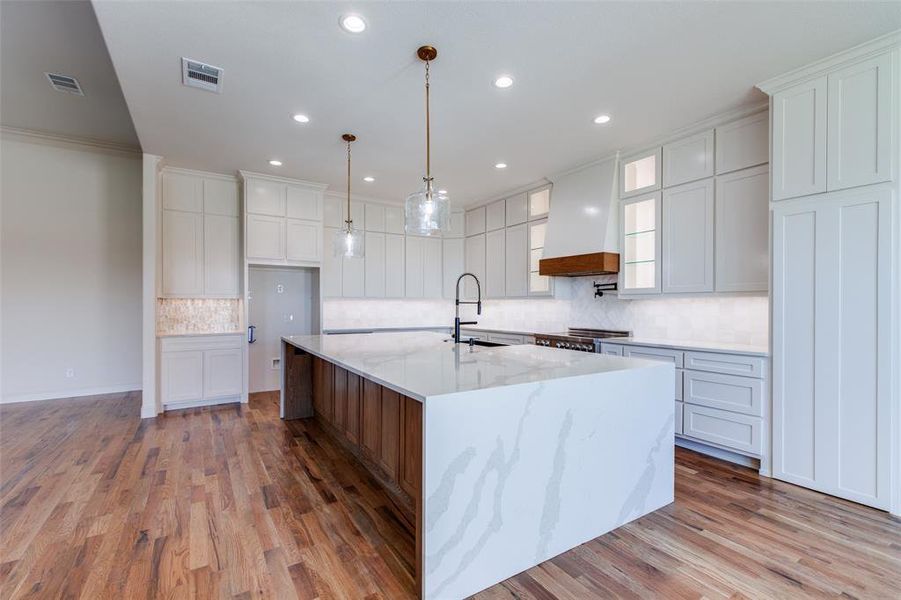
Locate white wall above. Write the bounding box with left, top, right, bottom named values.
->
left=1, top=135, right=143, bottom=402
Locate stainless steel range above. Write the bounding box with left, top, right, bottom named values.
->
left=533, top=328, right=631, bottom=352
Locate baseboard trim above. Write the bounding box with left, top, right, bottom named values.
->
left=163, top=396, right=241, bottom=412
left=1, top=384, right=142, bottom=405
left=675, top=436, right=761, bottom=471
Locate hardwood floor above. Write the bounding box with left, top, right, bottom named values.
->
left=1, top=392, right=899, bottom=599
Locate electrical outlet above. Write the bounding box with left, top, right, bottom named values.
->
left=271, top=358, right=280, bottom=370
left=65, top=368, right=75, bottom=378
left=276, top=283, right=284, bottom=294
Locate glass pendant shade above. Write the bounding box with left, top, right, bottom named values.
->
left=405, top=179, right=450, bottom=236
left=332, top=225, right=364, bottom=259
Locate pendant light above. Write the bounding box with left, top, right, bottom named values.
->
left=333, top=133, right=365, bottom=258
left=405, top=45, right=450, bottom=236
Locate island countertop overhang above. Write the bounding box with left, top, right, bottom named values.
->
left=282, top=331, right=671, bottom=402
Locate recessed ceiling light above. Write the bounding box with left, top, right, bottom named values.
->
left=494, top=75, right=514, bottom=89
left=269, top=159, right=283, bottom=166
left=363, top=176, right=375, bottom=182
left=340, top=14, right=367, bottom=33
left=593, top=114, right=611, bottom=124
left=495, top=162, right=507, bottom=169
left=293, top=113, right=310, bottom=123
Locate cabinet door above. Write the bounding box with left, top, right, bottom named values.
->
left=246, top=179, right=286, bottom=216
left=486, top=200, right=505, bottom=231
left=342, top=255, right=365, bottom=298
left=203, top=214, right=239, bottom=296
left=203, top=178, right=238, bottom=216
left=365, top=232, right=386, bottom=297
left=286, top=185, right=321, bottom=221
left=323, top=196, right=344, bottom=228
left=827, top=52, right=893, bottom=191
left=663, top=129, right=714, bottom=187
left=772, top=77, right=827, bottom=200
left=663, top=179, right=714, bottom=293
left=203, top=348, right=243, bottom=399
left=162, top=351, right=203, bottom=404
left=464, top=233, right=486, bottom=300
left=442, top=237, right=464, bottom=299
left=528, top=219, right=552, bottom=296
left=715, top=112, right=768, bottom=174
left=422, top=237, right=443, bottom=298
left=333, top=366, right=347, bottom=432
left=505, top=193, right=528, bottom=226
left=465, top=206, right=486, bottom=235
left=385, top=234, right=405, bottom=297
left=715, top=165, right=769, bottom=292
left=528, top=185, right=551, bottom=220
left=485, top=228, right=506, bottom=298
left=683, top=370, right=763, bottom=417
left=385, top=206, right=405, bottom=234
left=246, top=214, right=285, bottom=261
left=365, top=204, right=386, bottom=232
left=345, top=372, right=361, bottom=444
left=379, top=389, right=401, bottom=481
left=361, top=379, right=381, bottom=460
left=322, top=227, right=343, bottom=297
left=351, top=201, right=365, bottom=230
left=399, top=396, right=422, bottom=497
left=162, top=209, right=203, bottom=296
left=162, top=171, right=202, bottom=212
left=620, top=194, right=661, bottom=294
left=447, top=211, right=465, bottom=238
left=404, top=236, right=424, bottom=298
left=286, top=218, right=321, bottom=262
left=504, top=223, right=528, bottom=297
left=683, top=404, right=762, bottom=456
left=620, top=148, right=662, bottom=198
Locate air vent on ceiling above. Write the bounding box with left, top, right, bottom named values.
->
left=45, top=73, right=84, bottom=95
left=182, top=58, right=223, bottom=93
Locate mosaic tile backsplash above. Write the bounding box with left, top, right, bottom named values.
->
left=157, top=298, right=243, bottom=336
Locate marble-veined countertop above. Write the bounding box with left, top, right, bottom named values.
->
left=282, top=331, right=665, bottom=402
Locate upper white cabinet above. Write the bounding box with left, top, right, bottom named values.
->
left=385, top=234, right=405, bottom=296
left=465, top=206, right=486, bottom=235
left=715, top=112, right=768, bottom=174
left=527, top=186, right=551, bottom=220
left=364, top=204, right=386, bottom=232
left=364, top=232, right=386, bottom=297
left=486, top=200, right=506, bottom=231
left=404, top=236, right=442, bottom=298
left=448, top=211, right=465, bottom=238
left=715, top=165, right=769, bottom=292
left=663, top=129, right=714, bottom=187
left=242, top=173, right=326, bottom=267
left=322, top=227, right=343, bottom=297
left=504, top=223, right=528, bottom=297
left=826, top=52, right=893, bottom=191
left=505, top=194, right=528, bottom=226
left=385, top=206, right=405, bottom=234
left=161, top=170, right=240, bottom=298
left=772, top=77, right=829, bottom=200
left=620, top=193, right=661, bottom=294
left=464, top=234, right=486, bottom=300
left=485, top=228, right=506, bottom=297
left=662, top=179, right=714, bottom=293
left=528, top=219, right=552, bottom=296
left=620, top=148, right=662, bottom=198
left=442, top=237, right=465, bottom=299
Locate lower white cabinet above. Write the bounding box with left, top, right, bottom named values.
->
left=485, top=229, right=506, bottom=298
left=683, top=370, right=763, bottom=417
left=487, top=333, right=525, bottom=345
left=683, top=404, right=762, bottom=456
left=442, top=237, right=465, bottom=299
left=662, top=178, right=714, bottom=293
left=160, top=335, right=244, bottom=409
left=675, top=401, right=684, bottom=435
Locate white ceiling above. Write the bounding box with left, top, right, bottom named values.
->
left=0, top=0, right=138, bottom=147
left=90, top=1, right=900, bottom=206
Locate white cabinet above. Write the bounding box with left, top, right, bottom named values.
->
left=322, top=227, right=343, bottom=297
left=341, top=253, right=365, bottom=298
left=385, top=234, right=405, bottom=297
left=203, top=348, right=243, bottom=399
left=683, top=370, right=764, bottom=417
left=505, top=194, right=528, bottom=226
left=385, top=206, right=405, bottom=234
left=204, top=178, right=239, bottom=216
left=246, top=178, right=285, bottom=216
left=528, top=219, right=552, bottom=296
left=442, top=237, right=465, bottom=299
left=324, top=196, right=344, bottom=228
left=675, top=402, right=684, bottom=435
left=246, top=214, right=285, bottom=261
left=622, top=345, right=684, bottom=367
left=662, top=178, right=714, bottom=293
left=620, top=147, right=662, bottom=198
left=287, top=185, right=321, bottom=221
left=464, top=233, right=486, bottom=299
left=772, top=77, right=828, bottom=200
left=465, top=206, right=486, bottom=235
left=161, top=351, right=204, bottom=404
left=365, top=204, right=386, bottom=232
left=620, top=193, right=661, bottom=295
left=286, top=219, right=320, bottom=262
left=772, top=185, right=893, bottom=509
left=528, top=185, right=551, bottom=220
left=364, top=232, right=386, bottom=297
left=162, top=171, right=202, bottom=212
left=161, top=335, right=244, bottom=409
left=663, top=129, right=714, bottom=187
left=203, top=214, right=239, bottom=296
left=826, top=53, right=893, bottom=191
left=448, top=211, right=465, bottom=238
left=487, top=333, right=525, bottom=345
left=683, top=404, right=762, bottom=456
left=486, top=200, right=506, bottom=231
left=162, top=209, right=203, bottom=296
left=504, top=223, right=528, bottom=297
left=405, top=236, right=442, bottom=298
left=715, top=165, right=769, bottom=292
left=715, top=111, right=768, bottom=174
left=485, top=228, right=506, bottom=298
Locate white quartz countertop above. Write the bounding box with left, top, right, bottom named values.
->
left=282, top=331, right=665, bottom=402
left=614, top=337, right=769, bottom=356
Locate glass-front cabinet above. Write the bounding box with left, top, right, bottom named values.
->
left=527, top=185, right=551, bottom=220
left=620, top=193, right=661, bottom=294
left=620, top=147, right=662, bottom=198
left=528, top=218, right=552, bottom=295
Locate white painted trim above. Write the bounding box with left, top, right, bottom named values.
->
left=163, top=397, right=241, bottom=412
left=0, top=125, right=141, bottom=158
left=143, top=154, right=163, bottom=419
left=238, top=169, right=329, bottom=191
left=323, top=189, right=406, bottom=207
left=675, top=436, right=762, bottom=471
left=757, top=29, right=901, bottom=94
left=161, top=165, right=239, bottom=182
left=2, top=384, right=142, bottom=405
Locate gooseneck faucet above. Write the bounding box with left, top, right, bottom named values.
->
left=454, top=273, right=482, bottom=343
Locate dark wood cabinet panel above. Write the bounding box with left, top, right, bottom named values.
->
left=361, top=379, right=381, bottom=460
left=379, top=389, right=401, bottom=480
left=321, top=360, right=334, bottom=423
left=345, top=371, right=361, bottom=445
left=400, top=395, right=422, bottom=497
left=311, top=357, right=324, bottom=416
left=333, top=365, right=347, bottom=432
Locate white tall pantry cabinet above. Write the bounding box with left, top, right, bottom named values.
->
left=760, top=37, right=900, bottom=513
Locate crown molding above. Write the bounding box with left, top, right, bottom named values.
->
left=324, top=189, right=406, bottom=208
left=238, top=169, right=329, bottom=191
left=161, top=165, right=239, bottom=182
left=0, top=125, right=141, bottom=158
left=757, top=29, right=901, bottom=94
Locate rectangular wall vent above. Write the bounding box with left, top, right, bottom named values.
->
left=182, top=58, right=223, bottom=93
left=45, top=73, right=84, bottom=95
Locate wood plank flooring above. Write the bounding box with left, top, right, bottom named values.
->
left=1, top=391, right=899, bottom=599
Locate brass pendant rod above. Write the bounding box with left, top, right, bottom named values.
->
left=341, top=133, right=356, bottom=231
left=425, top=59, right=430, bottom=187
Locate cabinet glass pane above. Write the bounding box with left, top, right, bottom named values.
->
left=623, top=155, right=657, bottom=194
left=529, top=221, right=549, bottom=294
left=624, top=230, right=656, bottom=263
left=624, top=197, right=656, bottom=232
left=625, top=261, right=656, bottom=289
left=529, top=188, right=550, bottom=218
left=530, top=272, right=550, bottom=293
left=530, top=222, right=546, bottom=249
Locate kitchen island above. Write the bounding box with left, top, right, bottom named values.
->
left=280, top=331, right=674, bottom=599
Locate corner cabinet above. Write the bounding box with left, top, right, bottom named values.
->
left=620, top=193, right=661, bottom=294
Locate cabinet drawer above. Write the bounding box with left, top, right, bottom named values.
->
left=683, top=404, right=762, bottom=456
left=675, top=401, right=684, bottom=435
left=683, top=370, right=763, bottom=417
left=675, top=368, right=683, bottom=401
left=487, top=333, right=524, bottom=345
left=599, top=343, right=624, bottom=356
left=622, top=346, right=684, bottom=367
left=684, top=351, right=766, bottom=378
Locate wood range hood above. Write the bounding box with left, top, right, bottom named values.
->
left=538, top=252, right=620, bottom=277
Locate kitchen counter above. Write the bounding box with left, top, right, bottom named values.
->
left=616, top=337, right=769, bottom=356
left=280, top=331, right=674, bottom=599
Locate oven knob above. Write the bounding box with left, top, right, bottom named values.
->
left=556, top=342, right=563, bottom=348
left=582, top=344, right=591, bottom=351
left=565, top=342, right=572, bottom=349
left=544, top=340, right=550, bottom=346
